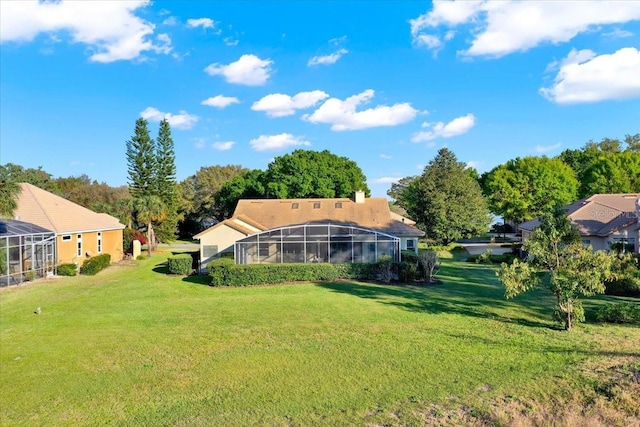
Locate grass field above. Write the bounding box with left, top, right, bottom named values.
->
left=1, top=252, right=638, bottom=426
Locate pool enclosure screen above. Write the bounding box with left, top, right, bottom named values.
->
left=235, top=223, right=400, bottom=264
left=1, top=220, right=56, bottom=287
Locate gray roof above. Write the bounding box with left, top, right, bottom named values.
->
left=519, top=194, right=639, bottom=236
left=0, top=219, right=54, bottom=237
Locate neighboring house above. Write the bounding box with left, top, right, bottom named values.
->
left=13, top=183, right=125, bottom=266
left=195, top=191, right=425, bottom=268
left=519, top=194, right=640, bottom=254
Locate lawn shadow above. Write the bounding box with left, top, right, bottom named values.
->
left=182, top=275, right=211, bottom=286
left=152, top=262, right=168, bottom=274
left=316, top=262, right=557, bottom=330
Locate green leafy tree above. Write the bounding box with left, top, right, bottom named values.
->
left=216, top=169, right=266, bottom=219
left=405, top=148, right=490, bottom=244
left=625, top=133, right=640, bottom=152
left=0, top=166, right=21, bottom=217
left=581, top=151, right=640, bottom=195
left=154, top=119, right=179, bottom=242
left=179, top=165, right=249, bottom=226
left=483, top=156, right=578, bottom=224
left=263, top=149, right=370, bottom=199
left=498, top=209, right=616, bottom=330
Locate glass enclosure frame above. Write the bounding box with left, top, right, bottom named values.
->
left=234, top=223, right=400, bottom=264
left=1, top=220, right=56, bottom=287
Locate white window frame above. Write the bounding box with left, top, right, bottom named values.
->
left=97, top=232, right=102, bottom=254
left=62, top=234, right=71, bottom=242
left=77, top=234, right=83, bottom=257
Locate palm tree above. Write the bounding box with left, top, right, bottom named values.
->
left=0, top=169, right=21, bottom=218
left=135, top=195, right=166, bottom=255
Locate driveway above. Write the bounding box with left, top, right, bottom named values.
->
left=460, top=243, right=513, bottom=255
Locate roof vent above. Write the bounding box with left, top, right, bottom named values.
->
left=313, top=202, right=321, bottom=209
left=354, top=190, right=365, bottom=204
left=335, top=202, right=342, bottom=209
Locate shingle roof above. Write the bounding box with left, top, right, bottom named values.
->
left=232, top=197, right=424, bottom=237
left=14, top=183, right=125, bottom=234
left=519, top=194, right=640, bottom=236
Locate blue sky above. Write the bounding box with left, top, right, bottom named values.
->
left=1, top=1, right=639, bottom=197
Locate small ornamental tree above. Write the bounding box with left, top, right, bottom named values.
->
left=497, top=209, right=616, bottom=330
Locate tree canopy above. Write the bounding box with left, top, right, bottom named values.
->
left=498, top=209, right=616, bottom=330
left=401, top=148, right=490, bottom=244
left=215, top=150, right=370, bottom=220
left=482, top=156, right=578, bottom=224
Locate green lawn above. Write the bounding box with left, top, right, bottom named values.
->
left=1, top=253, right=638, bottom=426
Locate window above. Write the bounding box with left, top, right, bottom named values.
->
left=97, top=232, right=102, bottom=253
left=258, top=243, right=269, bottom=257
left=203, top=245, right=218, bottom=258
left=292, top=203, right=299, bottom=209
left=313, top=202, right=321, bottom=209
left=77, top=234, right=83, bottom=257
left=407, top=239, right=415, bottom=250
left=61, top=235, right=71, bottom=242
left=335, top=202, right=342, bottom=209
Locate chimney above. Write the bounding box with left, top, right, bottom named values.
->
left=354, top=190, right=365, bottom=204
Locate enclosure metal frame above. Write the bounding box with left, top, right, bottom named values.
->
left=1, top=220, right=56, bottom=287
left=234, top=223, right=400, bottom=265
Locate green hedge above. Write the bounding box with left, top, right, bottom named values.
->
left=80, top=254, right=111, bottom=275
left=57, top=263, right=77, bottom=276
left=466, top=253, right=515, bottom=264
left=207, top=260, right=419, bottom=286
left=167, top=254, right=193, bottom=275
left=596, top=302, right=640, bottom=324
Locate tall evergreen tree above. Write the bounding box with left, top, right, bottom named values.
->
left=126, top=118, right=156, bottom=197
left=154, top=119, right=179, bottom=241
left=404, top=148, right=490, bottom=244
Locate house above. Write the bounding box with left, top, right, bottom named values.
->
left=194, top=191, right=424, bottom=268
left=13, top=183, right=125, bottom=266
left=519, top=194, right=640, bottom=254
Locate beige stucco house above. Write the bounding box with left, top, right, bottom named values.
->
left=14, top=183, right=125, bottom=266
left=195, top=191, right=424, bottom=269
left=519, top=194, right=640, bottom=254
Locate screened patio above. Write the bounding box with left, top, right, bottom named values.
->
left=1, top=219, right=56, bottom=287
left=235, top=223, right=400, bottom=264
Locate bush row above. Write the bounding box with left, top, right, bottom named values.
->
left=167, top=254, right=193, bottom=275
left=466, top=253, right=515, bottom=264
left=207, top=259, right=423, bottom=287
left=596, top=302, right=640, bottom=324
left=80, top=254, right=111, bottom=275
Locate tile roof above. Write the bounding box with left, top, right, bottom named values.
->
left=14, top=183, right=125, bottom=234
left=519, top=194, right=640, bottom=236
left=232, top=197, right=424, bottom=237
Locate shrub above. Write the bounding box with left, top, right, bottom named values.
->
left=123, top=228, right=137, bottom=254
left=396, top=261, right=417, bottom=283
left=80, top=254, right=111, bottom=275
left=136, top=254, right=146, bottom=261
left=24, top=271, right=36, bottom=281
left=419, top=250, right=440, bottom=283
left=401, top=250, right=419, bottom=264
left=596, top=302, right=640, bottom=324
left=207, top=260, right=419, bottom=287
left=604, top=278, right=640, bottom=297
left=476, top=249, right=493, bottom=264
left=167, top=255, right=193, bottom=275
left=57, top=263, right=77, bottom=276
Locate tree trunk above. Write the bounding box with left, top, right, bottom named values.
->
left=147, top=222, right=154, bottom=256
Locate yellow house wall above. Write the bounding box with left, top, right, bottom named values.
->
left=56, top=229, right=123, bottom=265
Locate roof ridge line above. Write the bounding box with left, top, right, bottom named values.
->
left=25, top=184, right=59, bottom=233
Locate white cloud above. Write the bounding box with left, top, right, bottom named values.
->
left=308, top=48, right=348, bottom=66
left=140, top=107, right=199, bottom=130
left=412, top=113, right=476, bottom=142
left=303, top=89, right=418, bottom=131
left=251, top=90, right=329, bottom=117
left=201, top=95, right=240, bottom=108
left=187, top=18, right=215, bottom=29
left=410, top=1, right=640, bottom=58
left=204, top=54, right=273, bottom=86
left=380, top=154, right=392, bottom=159
left=249, top=133, right=311, bottom=151
left=466, top=161, right=483, bottom=170
left=212, top=141, right=235, bottom=151
left=534, top=142, right=562, bottom=153
left=223, top=37, right=239, bottom=46
left=602, top=28, right=634, bottom=39
left=0, top=0, right=172, bottom=63
left=162, top=16, right=178, bottom=26
left=370, top=177, right=400, bottom=185
left=540, top=47, right=640, bottom=104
